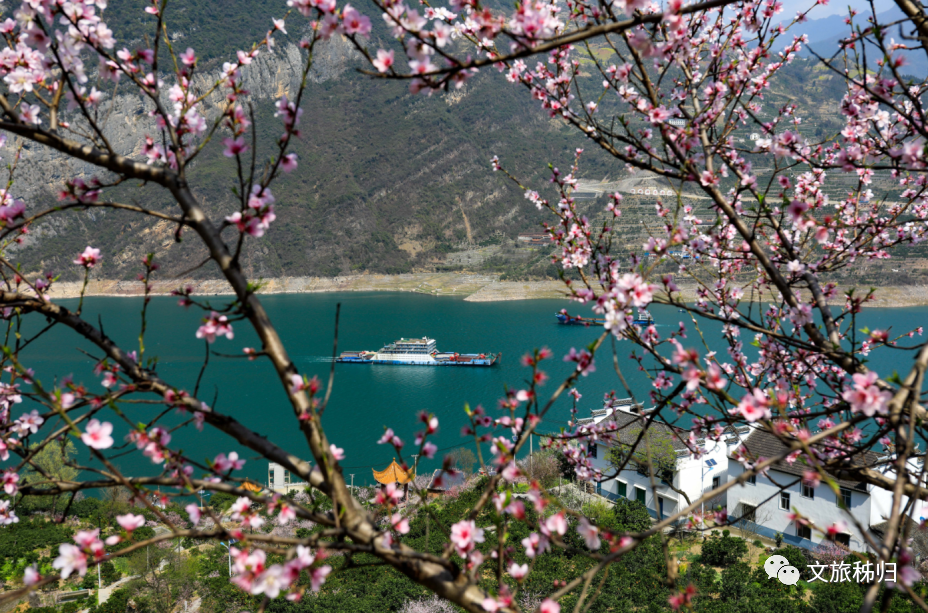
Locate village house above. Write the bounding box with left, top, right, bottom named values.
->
left=580, top=397, right=748, bottom=520
left=727, top=427, right=928, bottom=553
left=578, top=398, right=928, bottom=556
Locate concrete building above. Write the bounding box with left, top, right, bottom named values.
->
left=727, top=428, right=928, bottom=553
left=577, top=396, right=928, bottom=555
left=581, top=398, right=747, bottom=521
left=267, top=462, right=308, bottom=495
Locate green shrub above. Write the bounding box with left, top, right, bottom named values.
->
left=108, top=526, right=155, bottom=553
left=80, top=560, right=120, bottom=589
left=111, top=556, right=131, bottom=576
left=88, top=586, right=131, bottom=613
left=0, top=518, right=74, bottom=561
left=753, top=539, right=763, bottom=548
left=684, top=562, right=718, bottom=594
left=700, top=534, right=748, bottom=567
left=69, top=498, right=104, bottom=519
left=80, top=573, right=96, bottom=590
left=720, top=561, right=752, bottom=601
left=61, top=600, right=88, bottom=613
left=611, top=498, right=652, bottom=532
left=581, top=499, right=613, bottom=525
left=208, top=491, right=238, bottom=512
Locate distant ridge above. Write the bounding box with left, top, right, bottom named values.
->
left=787, top=6, right=927, bottom=77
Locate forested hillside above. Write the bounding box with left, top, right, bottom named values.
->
left=2, top=0, right=884, bottom=281
left=4, top=0, right=616, bottom=281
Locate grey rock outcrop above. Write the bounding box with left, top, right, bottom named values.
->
left=0, top=36, right=358, bottom=205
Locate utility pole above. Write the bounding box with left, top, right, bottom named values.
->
left=350, top=474, right=355, bottom=491
left=219, top=541, right=235, bottom=577
left=410, top=456, right=419, bottom=503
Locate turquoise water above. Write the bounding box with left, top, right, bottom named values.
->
left=14, top=293, right=928, bottom=487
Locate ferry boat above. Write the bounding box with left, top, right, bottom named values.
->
left=335, top=337, right=500, bottom=367
left=632, top=309, right=654, bottom=326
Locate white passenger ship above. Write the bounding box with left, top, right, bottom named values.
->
left=336, top=337, right=499, bottom=367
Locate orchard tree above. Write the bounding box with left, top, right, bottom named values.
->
left=0, top=0, right=925, bottom=612
left=347, top=0, right=928, bottom=608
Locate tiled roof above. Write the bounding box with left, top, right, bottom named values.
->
left=581, top=409, right=747, bottom=454
left=730, top=427, right=876, bottom=491
left=871, top=517, right=928, bottom=559
left=427, top=469, right=467, bottom=491
left=581, top=410, right=692, bottom=452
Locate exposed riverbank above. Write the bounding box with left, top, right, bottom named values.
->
left=38, top=272, right=928, bottom=307
left=42, top=273, right=570, bottom=301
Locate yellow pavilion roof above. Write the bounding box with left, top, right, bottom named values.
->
left=240, top=481, right=263, bottom=492
left=372, top=459, right=413, bottom=485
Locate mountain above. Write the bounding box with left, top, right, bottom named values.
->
left=2, top=0, right=882, bottom=284
left=5, top=1, right=615, bottom=282
left=790, top=6, right=928, bottom=78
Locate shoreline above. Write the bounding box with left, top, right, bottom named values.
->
left=39, top=273, right=928, bottom=308
left=42, top=273, right=572, bottom=302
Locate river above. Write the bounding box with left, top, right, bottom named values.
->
left=14, top=293, right=928, bottom=488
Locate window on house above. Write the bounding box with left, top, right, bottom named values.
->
left=712, top=476, right=721, bottom=490
left=797, top=525, right=812, bottom=540
left=780, top=491, right=791, bottom=511
left=801, top=483, right=815, bottom=499
left=635, top=486, right=646, bottom=505
left=835, top=533, right=851, bottom=548
left=741, top=504, right=756, bottom=522
left=617, top=481, right=627, bottom=498
left=839, top=487, right=852, bottom=508
left=657, top=467, right=675, bottom=484
left=588, top=443, right=598, bottom=459
left=746, top=474, right=756, bottom=485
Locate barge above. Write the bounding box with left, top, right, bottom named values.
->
left=555, top=310, right=605, bottom=326
left=556, top=308, right=654, bottom=326
left=336, top=337, right=500, bottom=367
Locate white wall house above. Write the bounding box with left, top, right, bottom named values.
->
left=727, top=429, right=928, bottom=553
left=868, top=454, right=928, bottom=527
left=579, top=398, right=747, bottom=521
left=268, top=461, right=308, bottom=495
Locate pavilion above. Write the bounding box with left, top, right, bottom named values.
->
left=240, top=480, right=263, bottom=493
left=373, top=458, right=414, bottom=499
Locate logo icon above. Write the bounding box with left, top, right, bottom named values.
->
left=764, top=555, right=789, bottom=579
left=777, top=565, right=800, bottom=585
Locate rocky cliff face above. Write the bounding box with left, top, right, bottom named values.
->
left=4, top=37, right=349, bottom=203
left=4, top=34, right=601, bottom=281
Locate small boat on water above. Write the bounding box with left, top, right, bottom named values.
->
left=555, top=311, right=605, bottom=326
left=557, top=308, right=655, bottom=327
left=336, top=337, right=500, bottom=366
left=632, top=309, right=654, bottom=326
